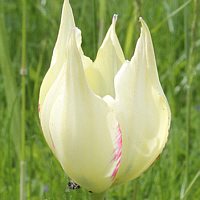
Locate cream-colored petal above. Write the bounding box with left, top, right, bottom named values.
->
left=39, top=55, right=67, bottom=156
left=104, top=18, right=171, bottom=187
left=38, top=0, right=93, bottom=114
left=39, top=0, right=75, bottom=154
left=42, top=29, right=122, bottom=193
left=39, top=0, right=93, bottom=152
left=85, top=15, right=125, bottom=98
left=39, top=0, right=75, bottom=114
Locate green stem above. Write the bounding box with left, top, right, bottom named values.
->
left=21, top=0, right=26, bottom=164
left=20, top=0, right=26, bottom=199
left=184, top=0, right=197, bottom=196
left=90, top=192, right=106, bottom=200
left=184, top=0, right=189, bottom=192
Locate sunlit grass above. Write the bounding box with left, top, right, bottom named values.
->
left=0, top=0, right=200, bottom=199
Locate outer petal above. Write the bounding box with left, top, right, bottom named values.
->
left=104, top=18, right=171, bottom=187
left=39, top=0, right=92, bottom=153
left=39, top=0, right=75, bottom=113
left=41, top=29, right=122, bottom=193
left=85, top=15, right=125, bottom=98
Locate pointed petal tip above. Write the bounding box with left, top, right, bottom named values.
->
left=69, top=27, right=81, bottom=46
left=139, top=17, right=148, bottom=30
left=139, top=17, right=145, bottom=30
left=112, top=14, right=118, bottom=23
left=70, top=27, right=78, bottom=36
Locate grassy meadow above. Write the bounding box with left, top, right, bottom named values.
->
left=0, top=0, right=200, bottom=199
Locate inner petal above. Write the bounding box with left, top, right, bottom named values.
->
left=84, top=15, right=125, bottom=98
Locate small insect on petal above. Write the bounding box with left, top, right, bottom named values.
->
left=68, top=178, right=80, bottom=190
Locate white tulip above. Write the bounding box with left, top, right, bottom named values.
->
left=39, top=0, right=171, bottom=198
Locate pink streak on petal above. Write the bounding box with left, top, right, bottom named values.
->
left=111, top=123, right=122, bottom=180
left=38, top=104, right=43, bottom=131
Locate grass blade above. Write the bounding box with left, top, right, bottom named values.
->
left=151, top=0, right=192, bottom=33
left=181, top=171, right=200, bottom=199
left=0, top=1, right=21, bottom=160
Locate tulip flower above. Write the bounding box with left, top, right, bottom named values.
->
left=39, top=0, right=171, bottom=199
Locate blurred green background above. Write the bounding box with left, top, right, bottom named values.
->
left=0, top=0, right=199, bottom=199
